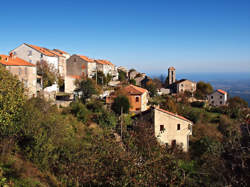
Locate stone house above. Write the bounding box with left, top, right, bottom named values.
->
left=128, top=69, right=139, bottom=80
left=207, top=89, right=228, bottom=106
left=0, top=54, right=37, bottom=97
left=171, top=79, right=196, bottom=94
left=66, top=54, right=96, bottom=79
left=154, top=107, right=193, bottom=152
left=10, top=43, right=68, bottom=78
left=95, top=59, right=118, bottom=80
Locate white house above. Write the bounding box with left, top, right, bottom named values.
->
left=10, top=43, right=68, bottom=78
left=95, top=59, right=118, bottom=80
left=207, top=89, right=228, bottom=106
left=154, top=107, right=193, bottom=152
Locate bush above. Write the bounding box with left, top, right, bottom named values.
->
left=93, top=110, right=117, bottom=128
left=191, top=101, right=205, bottom=108
left=70, top=102, right=91, bottom=124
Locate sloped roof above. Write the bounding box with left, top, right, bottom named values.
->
left=123, top=84, right=148, bottom=95
left=217, top=89, right=227, bottom=95
left=0, top=55, right=35, bottom=66
left=156, top=108, right=192, bottom=123
left=53, top=49, right=69, bottom=55
left=77, top=55, right=94, bottom=62
left=95, top=59, right=114, bottom=66
left=46, top=49, right=63, bottom=57
left=25, top=44, right=56, bottom=57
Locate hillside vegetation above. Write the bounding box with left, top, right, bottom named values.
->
left=0, top=66, right=249, bottom=186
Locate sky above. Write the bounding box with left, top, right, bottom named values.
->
left=0, top=0, right=250, bottom=75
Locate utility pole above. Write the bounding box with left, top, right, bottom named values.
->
left=121, top=106, right=123, bottom=140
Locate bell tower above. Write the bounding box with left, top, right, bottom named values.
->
left=168, top=67, right=176, bottom=85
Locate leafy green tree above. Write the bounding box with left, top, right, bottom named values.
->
left=70, top=101, right=91, bottom=123
left=75, top=78, right=98, bottom=103
left=195, top=81, right=213, bottom=99
left=129, top=79, right=136, bottom=85
left=93, top=71, right=111, bottom=85
left=37, top=60, right=58, bottom=88
left=111, top=96, right=130, bottom=114
left=145, top=81, right=157, bottom=97
left=118, top=70, right=127, bottom=82
left=0, top=66, right=25, bottom=137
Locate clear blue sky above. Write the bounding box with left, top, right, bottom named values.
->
left=1, top=0, right=249, bottom=74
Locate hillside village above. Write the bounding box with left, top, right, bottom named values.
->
left=0, top=43, right=249, bottom=186
left=0, top=43, right=244, bottom=151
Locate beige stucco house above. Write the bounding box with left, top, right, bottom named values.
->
left=171, top=79, right=197, bottom=94
left=0, top=54, right=37, bottom=97
left=95, top=59, right=118, bottom=80
left=154, top=107, right=193, bottom=152
left=207, top=89, right=228, bottom=106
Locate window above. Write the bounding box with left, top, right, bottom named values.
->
left=25, top=67, right=28, bottom=75
left=220, top=96, right=222, bottom=99
left=220, top=101, right=222, bottom=104
left=211, top=96, right=213, bottom=99
left=136, top=108, right=140, bottom=111
left=181, top=84, right=184, bottom=87
left=29, top=59, right=32, bottom=63
left=13, top=51, right=17, bottom=55
left=19, top=68, right=22, bottom=75
left=171, top=140, right=176, bottom=147
left=28, top=50, right=32, bottom=56
left=135, top=96, right=139, bottom=102
left=41, top=54, right=43, bottom=58
left=212, top=101, right=214, bottom=104
left=177, top=124, right=180, bottom=130
left=160, top=125, right=164, bottom=131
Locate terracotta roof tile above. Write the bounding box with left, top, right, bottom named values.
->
left=217, top=89, right=227, bottom=95
left=95, top=59, right=114, bottom=66
left=78, top=55, right=94, bottom=62
left=0, top=54, right=35, bottom=66
left=53, top=49, right=69, bottom=55
left=46, top=49, right=63, bottom=57
left=123, top=84, right=148, bottom=95
left=25, top=44, right=56, bottom=57
left=156, top=108, right=192, bottom=123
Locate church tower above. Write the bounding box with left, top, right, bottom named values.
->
left=168, top=67, right=176, bottom=85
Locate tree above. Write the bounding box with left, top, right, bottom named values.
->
left=195, top=81, right=213, bottom=99
left=228, top=96, right=248, bottom=118
left=152, top=78, right=162, bottom=89
left=0, top=65, right=25, bottom=137
left=129, top=79, right=136, bottom=85
left=118, top=70, right=127, bottom=82
left=37, top=60, right=59, bottom=88
left=111, top=96, right=130, bottom=114
left=145, top=80, right=157, bottom=97
left=75, top=78, right=99, bottom=103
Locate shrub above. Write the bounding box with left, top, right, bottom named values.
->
left=70, top=102, right=91, bottom=124
left=191, top=101, right=205, bottom=108
left=111, top=96, right=130, bottom=115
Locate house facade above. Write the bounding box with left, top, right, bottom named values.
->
left=207, top=89, right=228, bottom=106
left=154, top=107, right=193, bottom=152
left=95, top=59, right=118, bottom=80
left=171, top=79, right=196, bottom=94
left=123, top=85, right=149, bottom=112
left=10, top=43, right=68, bottom=78
left=0, top=54, right=37, bottom=97
left=66, top=54, right=96, bottom=78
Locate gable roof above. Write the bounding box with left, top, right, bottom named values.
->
left=123, top=84, right=148, bottom=95
left=77, top=55, right=94, bottom=62
left=156, top=108, right=192, bottom=123
left=25, top=43, right=56, bottom=57
left=0, top=55, right=35, bottom=66
left=95, top=59, right=114, bottom=66
left=217, top=89, right=227, bottom=95
left=53, top=49, right=69, bottom=55
left=45, top=49, right=63, bottom=57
